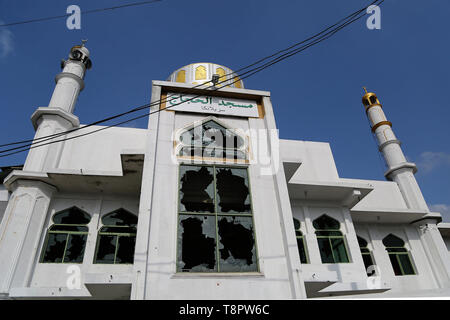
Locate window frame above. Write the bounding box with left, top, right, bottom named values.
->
left=176, top=163, right=259, bottom=273
left=175, top=118, right=249, bottom=163
left=357, top=236, right=376, bottom=276
left=93, top=225, right=137, bottom=265
left=93, top=209, right=138, bottom=265
left=40, top=208, right=90, bottom=264
left=293, top=218, right=309, bottom=264
left=313, top=215, right=350, bottom=264
left=385, top=246, right=416, bottom=276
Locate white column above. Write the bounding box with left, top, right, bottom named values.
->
left=0, top=180, right=56, bottom=296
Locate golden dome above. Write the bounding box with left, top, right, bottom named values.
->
left=167, top=63, right=244, bottom=89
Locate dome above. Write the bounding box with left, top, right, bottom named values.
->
left=167, top=63, right=244, bottom=89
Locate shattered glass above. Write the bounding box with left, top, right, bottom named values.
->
left=63, top=234, right=87, bottom=263
left=42, top=233, right=67, bottom=263
left=215, top=168, right=251, bottom=214
left=179, top=166, right=215, bottom=213
left=95, top=235, right=116, bottom=264
left=312, top=215, right=340, bottom=230
left=179, top=120, right=246, bottom=160
left=95, top=227, right=136, bottom=264
left=177, top=215, right=217, bottom=272
left=218, top=216, right=256, bottom=272
left=102, top=209, right=138, bottom=227
left=52, top=207, right=91, bottom=224
left=116, top=236, right=136, bottom=264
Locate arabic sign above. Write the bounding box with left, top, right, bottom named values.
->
left=166, top=93, right=259, bottom=118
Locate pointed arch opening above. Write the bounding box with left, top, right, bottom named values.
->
left=313, top=215, right=349, bottom=264
left=40, top=206, right=91, bottom=263
left=357, top=236, right=376, bottom=276
left=177, top=118, right=248, bottom=161
left=382, top=234, right=416, bottom=276
left=94, top=208, right=138, bottom=264
left=293, top=218, right=308, bottom=264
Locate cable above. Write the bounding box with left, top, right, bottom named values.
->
left=0, top=0, right=383, bottom=156
left=0, top=0, right=384, bottom=158
left=0, top=0, right=381, bottom=150
left=0, top=0, right=162, bottom=28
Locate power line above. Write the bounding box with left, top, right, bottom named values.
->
left=0, top=0, right=384, bottom=158
left=0, top=0, right=162, bottom=28
left=0, top=0, right=381, bottom=150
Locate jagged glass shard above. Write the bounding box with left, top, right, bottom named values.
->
left=215, top=167, right=251, bottom=214
left=177, top=215, right=217, bottom=272
left=179, top=166, right=215, bottom=213
left=218, top=216, right=256, bottom=272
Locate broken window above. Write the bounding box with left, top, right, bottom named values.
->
left=358, top=236, right=376, bottom=276
left=313, top=215, right=349, bottom=264
left=178, top=120, right=247, bottom=160
left=293, top=218, right=308, bottom=264
left=177, top=164, right=257, bottom=273
left=382, top=234, right=416, bottom=276
left=95, top=208, right=138, bottom=264
left=41, top=207, right=91, bottom=263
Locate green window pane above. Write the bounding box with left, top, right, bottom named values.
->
left=382, top=234, right=405, bottom=247
left=317, top=238, right=334, bottom=263
left=296, top=237, right=308, bottom=264
left=398, top=254, right=415, bottom=275
left=42, top=233, right=67, bottom=263
left=388, top=254, right=403, bottom=275
left=63, top=234, right=87, bottom=263
left=115, top=236, right=136, bottom=264
left=331, top=238, right=349, bottom=263
left=218, top=216, right=257, bottom=272
left=215, top=168, right=251, bottom=214
left=177, top=215, right=217, bottom=272
left=95, top=235, right=117, bottom=264
left=179, top=166, right=215, bottom=213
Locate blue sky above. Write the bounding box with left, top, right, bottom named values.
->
left=0, top=0, right=449, bottom=220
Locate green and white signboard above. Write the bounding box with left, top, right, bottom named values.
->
left=166, top=93, right=259, bottom=118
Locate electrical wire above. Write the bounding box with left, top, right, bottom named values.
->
left=0, top=0, right=384, bottom=158
left=0, top=0, right=382, bottom=150
left=0, top=0, right=163, bottom=28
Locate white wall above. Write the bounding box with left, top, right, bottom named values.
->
left=0, top=185, right=9, bottom=225
left=30, top=193, right=139, bottom=289
left=354, top=223, right=439, bottom=293
left=57, top=126, right=147, bottom=174
left=280, top=139, right=339, bottom=182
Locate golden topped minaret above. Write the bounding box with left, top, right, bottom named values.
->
left=361, top=88, right=429, bottom=211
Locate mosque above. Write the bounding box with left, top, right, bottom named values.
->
left=0, top=43, right=449, bottom=299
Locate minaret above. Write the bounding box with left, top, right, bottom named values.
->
left=362, top=88, right=429, bottom=211
left=24, top=41, right=92, bottom=171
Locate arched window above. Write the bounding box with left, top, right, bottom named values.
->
left=382, top=234, right=416, bottom=276
left=313, top=215, right=349, bottom=263
left=215, top=67, right=227, bottom=85
left=293, top=218, right=308, bottom=264
left=41, top=206, right=91, bottom=263
left=358, top=236, right=376, bottom=276
left=176, top=70, right=186, bottom=83
left=178, top=119, right=247, bottom=160
left=195, top=65, right=207, bottom=80
left=94, top=208, right=138, bottom=264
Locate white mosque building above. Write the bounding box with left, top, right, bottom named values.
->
left=0, top=43, right=449, bottom=300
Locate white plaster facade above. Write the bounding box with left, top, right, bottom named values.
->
left=0, top=44, right=449, bottom=299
